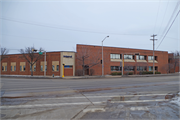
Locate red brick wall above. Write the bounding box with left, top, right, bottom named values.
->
left=1, top=52, right=61, bottom=76
left=76, top=44, right=169, bottom=75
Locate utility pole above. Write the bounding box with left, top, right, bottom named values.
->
left=102, top=36, right=109, bottom=77
left=150, top=34, right=157, bottom=75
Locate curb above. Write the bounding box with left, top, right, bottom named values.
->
left=0, top=75, right=62, bottom=79
left=1, top=73, right=179, bottom=80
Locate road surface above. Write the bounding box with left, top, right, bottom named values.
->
left=1, top=75, right=179, bottom=119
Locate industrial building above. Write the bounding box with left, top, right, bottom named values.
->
left=1, top=44, right=178, bottom=76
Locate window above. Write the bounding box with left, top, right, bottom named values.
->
left=2, top=62, right=7, bottom=71
left=20, top=62, right=25, bottom=71
left=124, top=66, right=134, bottom=71
left=52, top=65, right=55, bottom=71
left=124, top=55, right=133, bottom=60
left=148, top=56, right=154, bottom=60
left=45, top=65, right=47, bottom=71
left=30, top=66, right=32, bottom=71
left=136, top=55, right=145, bottom=60
left=5, top=66, right=7, bottom=71
left=40, top=61, right=47, bottom=71
left=149, top=66, right=158, bottom=71
left=149, top=66, right=153, bottom=71
left=57, top=65, right=59, bottom=71
left=34, top=66, right=36, bottom=71
left=137, top=66, right=147, bottom=71
left=20, top=66, right=22, bottom=71
left=148, top=56, right=157, bottom=60
left=110, top=54, right=121, bottom=59
left=10, top=62, right=16, bottom=71
left=111, top=66, right=122, bottom=71
left=52, top=61, right=59, bottom=72
left=41, top=65, right=43, bottom=71
left=14, top=66, right=16, bottom=71
left=155, top=66, right=158, bottom=71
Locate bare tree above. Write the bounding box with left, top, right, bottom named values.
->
left=169, top=51, right=180, bottom=73
left=20, top=47, right=44, bottom=76
left=162, top=63, right=174, bottom=74
left=0, top=48, right=9, bottom=61
left=76, top=46, right=101, bottom=76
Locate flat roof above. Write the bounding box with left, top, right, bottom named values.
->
left=76, top=44, right=168, bottom=53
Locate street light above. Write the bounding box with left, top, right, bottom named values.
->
left=102, top=36, right=109, bottom=76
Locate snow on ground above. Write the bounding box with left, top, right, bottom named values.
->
left=170, top=92, right=180, bottom=106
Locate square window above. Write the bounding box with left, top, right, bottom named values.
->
left=149, top=66, right=153, bottom=71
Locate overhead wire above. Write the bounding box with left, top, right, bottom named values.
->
left=156, top=9, right=180, bottom=49
left=158, top=1, right=180, bottom=41
left=0, top=17, right=149, bottom=36
left=153, top=0, right=161, bottom=34
left=157, top=0, right=169, bottom=36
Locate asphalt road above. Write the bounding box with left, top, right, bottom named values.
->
left=0, top=75, right=180, bottom=119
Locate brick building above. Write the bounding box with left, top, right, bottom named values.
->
left=75, top=44, right=169, bottom=75
left=1, top=51, right=75, bottom=76
left=1, top=44, right=176, bottom=76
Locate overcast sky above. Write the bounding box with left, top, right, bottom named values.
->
left=1, top=0, right=180, bottom=54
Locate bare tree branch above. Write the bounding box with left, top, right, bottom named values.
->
left=20, top=47, right=44, bottom=76
left=0, top=48, right=9, bottom=61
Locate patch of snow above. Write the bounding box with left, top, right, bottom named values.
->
left=170, top=92, right=180, bottom=106
left=130, top=107, right=149, bottom=111
left=83, top=108, right=105, bottom=113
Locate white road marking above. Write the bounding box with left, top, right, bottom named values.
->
left=0, top=99, right=169, bottom=109
left=111, top=99, right=169, bottom=103
left=0, top=101, right=105, bottom=109
left=15, top=93, right=170, bottom=100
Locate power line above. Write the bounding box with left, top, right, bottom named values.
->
left=0, top=17, right=149, bottom=36
left=158, top=1, right=180, bottom=41
left=153, top=0, right=161, bottom=34
left=157, top=0, right=169, bottom=35
left=156, top=10, right=180, bottom=49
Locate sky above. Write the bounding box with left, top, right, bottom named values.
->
left=0, top=0, right=180, bottom=54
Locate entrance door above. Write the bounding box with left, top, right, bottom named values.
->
left=64, top=65, right=73, bottom=76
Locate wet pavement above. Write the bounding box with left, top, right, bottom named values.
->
left=0, top=75, right=180, bottom=119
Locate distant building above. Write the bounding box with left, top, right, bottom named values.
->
left=1, top=44, right=178, bottom=76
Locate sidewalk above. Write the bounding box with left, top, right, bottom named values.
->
left=1, top=73, right=179, bottom=79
